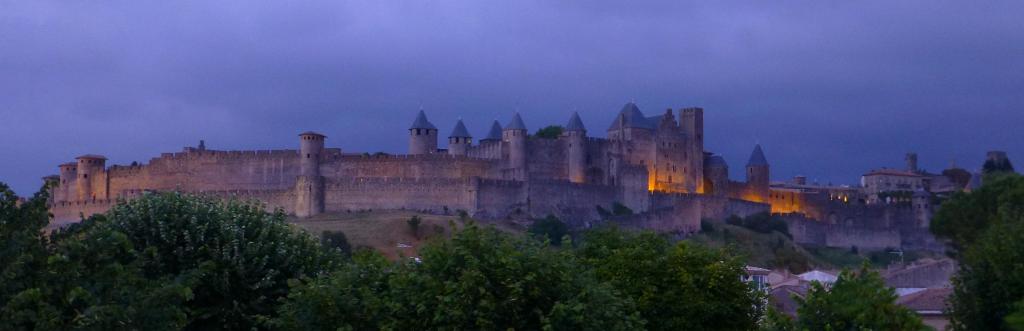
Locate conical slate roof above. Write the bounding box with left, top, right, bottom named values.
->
left=482, top=120, right=503, bottom=141
left=705, top=155, right=728, bottom=168
left=449, top=119, right=471, bottom=138
left=506, top=113, right=527, bottom=131
left=409, top=110, right=437, bottom=130
left=608, top=102, right=655, bottom=130
left=565, top=112, right=586, bottom=132
left=747, top=144, right=768, bottom=167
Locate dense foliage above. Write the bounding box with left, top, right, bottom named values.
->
left=533, top=125, right=564, bottom=139
left=1, top=191, right=338, bottom=330
left=278, top=222, right=642, bottom=330
left=931, top=175, right=1024, bottom=330
left=576, top=226, right=765, bottom=330
left=528, top=214, right=569, bottom=246
left=780, top=265, right=926, bottom=330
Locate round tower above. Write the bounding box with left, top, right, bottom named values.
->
left=296, top=132, right=326, bottom=218
left=75, top=155, right=106, bottom=201
left=564, top=112, right=587, bottom=183
left=745, top=144, right=770, bottom=202
left=912, top=189, right=932, bottom=228
left=703, top=155, right=729, bottom=196
left=299, top=132, right=325, bottom=177
left=408, top=110, right=438, bottom=155
left=58, top=162, right=77, bottom=202
left=448, top=119, right=472, bottom=156
left=503, top=113, right=528, bottom=181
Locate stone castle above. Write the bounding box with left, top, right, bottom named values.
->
left=45, top=102, right=953, bottom=250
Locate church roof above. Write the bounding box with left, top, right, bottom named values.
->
left=409, top=110, right=437, bottom=130
left=506, top=113, right=527, bottom=131
left=706, top=155, right=728, bottom=168
left=747, top=144, right=768, bottom=167
left=482, top=120, right=503, bottom=141
left=449, top=119, right=471, bottom=138
left=608, top=102, right=656, bottom=131
left=565, top=112, right=586, bottom=132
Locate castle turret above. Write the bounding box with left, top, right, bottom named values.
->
left=299, top=132, right=325, bottom=177
left=503, top=113, right=528, bottom=181
left=703, top=155, right=729, bottom=196
left=681, top=107, right=704, bottom=193
left=75, top=155, right=106, bottom=201
left=408, top=110, right=438, bottom=155
left=58, top=162, right=77, bottom=202
left=296, top=132, right=326, bottom=218
left=447, top=119, right=472, bottom=156
left=564, top=112, right=587, bottom=183
left=906, top=152, right=919, bottom=173
left=746, top=144, right=770, bottom=202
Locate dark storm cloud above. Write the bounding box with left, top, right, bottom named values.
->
left=2, top=1, right=1022, bottom=194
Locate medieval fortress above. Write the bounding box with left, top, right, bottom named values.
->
left=47, top=103, right=964, bottom=251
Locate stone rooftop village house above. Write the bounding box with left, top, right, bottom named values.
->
left=46, top=103, right=954, bottom=250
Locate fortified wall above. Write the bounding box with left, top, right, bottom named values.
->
left=45, top=103, right=944, bottom=250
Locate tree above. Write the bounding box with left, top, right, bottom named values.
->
left=533, top=125, right=564, bottom=139
left=321, top=230, right=352, bottom=257
left=274, top=250, right=394, bottom=331
left=406, top=215, right=422, bottom=239
left=278, top=222, right=642, bottom=330
left=930, top=175, right=1024, bottom=330
left=931, top=175, right=1024, bottom=255
left=792, top=265, right=926, bottom=330
left=576, top=226, right=764, bottom=330
left=0, top=183, right=50, bottom=307
left=528, top=214, right=568, bottom=246
left=2, top=192, right=340, bottom=330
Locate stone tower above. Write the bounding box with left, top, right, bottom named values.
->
left=448, top=119, right=472, bottom=156
left=912, top=189, right=932, bottom=228
left=408, top=110, right=438, bottom=155
left=295, top=132, right=325, bottom=218
left=564, top=112, right=587, bottom=184
left=58, top=162, right=77, bottom=202
left=746, top=144, right=770, bottom=202
left=704, top=155, right=729, bottom=196
left=75, top=155, right=106, bottom=201
left=504, top=112, right=528, bottom=181
left=906, top=153, right=918, bottom=173
left=681, top=107, right=704, bottom=193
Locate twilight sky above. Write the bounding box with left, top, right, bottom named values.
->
left=2, top=1, right=1022, bottom=195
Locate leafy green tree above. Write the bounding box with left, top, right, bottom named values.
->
left=528, top=214, right=568, bottom=246
left=2, top=192, right=340, bottom=330
left=793, top=265, right=926, bottom=330
left=0, top=183, right=50, bottom=307
left=576, top=226, right=764, bottom=330
left=321, top=230, right=352, bottom=257
left=533, top=125, right=564, bottom=139
left=389, top=222, right=641, bottom=330
left=274, top=250, right=394, bottom=331
left=279, top=222, right=642, bottom=330
left=931, top=175, right=1024, bottom=330
left=406, top=215, right=422, bottom=239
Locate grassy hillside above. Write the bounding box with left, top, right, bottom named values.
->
left=289, top=210, right=523, bottom=259
left=689, top=221, right=939, bottom=272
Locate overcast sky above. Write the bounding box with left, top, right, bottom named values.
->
left=2, top=1, right=1022, bottom=195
